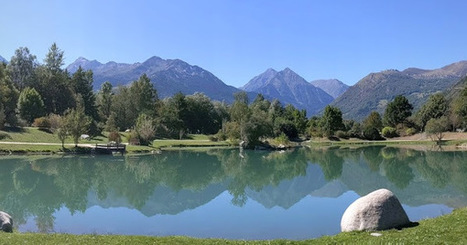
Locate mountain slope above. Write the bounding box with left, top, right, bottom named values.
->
left=311, top=79, right=349, bottom=99
left=66, top=56, right=245, bottom=102
left=0, top=55, right=7, bottom=64
left=242, top=68, right=334, bottom=115
left=331, top=61, right=467, bottom=121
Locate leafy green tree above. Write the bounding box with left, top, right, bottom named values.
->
left=425, top=116, right=450, bottom=144
left=7, top=47, right=37, bottom=90
left=17, top=87, right=45, bottom=124
left=135, top=114, right=155, bottom=145
left=63, top=96, right=91, bottom=147
left=185, top=93, right=220, bottom=134
left=320, top=105, right=343, bottom=137
left=362, top=111, right=383, bottom=140
left=110, top=86, right=137, bottom=130
left=383, top=95, right=413, bottom=127
left=452, top=87, right=467, bottom=129
left=415, top=93, right=448, bottom=130
left=0, top=64, right=20, bottom=127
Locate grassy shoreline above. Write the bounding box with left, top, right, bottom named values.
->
left=2, top=207, right=467, bottom=244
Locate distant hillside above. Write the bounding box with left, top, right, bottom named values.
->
left=67, top=56, right=249, bottom=103
left=241, top=68, right=334, bottom=115
left=0, top=55, right=7, bottom=64
left=446, top=76, right=467, bottom=101
left=311, top=79, right=349, bottom=99
left=331, top=61, right=467, bottom=121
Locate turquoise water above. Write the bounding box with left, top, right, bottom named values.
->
left=1, top=146, right=466, bottom=239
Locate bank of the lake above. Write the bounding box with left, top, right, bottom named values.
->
left=2, top=207, right=467, bottom=244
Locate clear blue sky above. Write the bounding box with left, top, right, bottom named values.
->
left=2, top=0, right=467, bottom=87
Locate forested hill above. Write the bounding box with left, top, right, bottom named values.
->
left=241, top=68, right=334, bottom=116
left=311, top=79, right=349, bottom=99
left=331, top=61, right=467, bottom=121
left=67, top=56, right=247, bottom=103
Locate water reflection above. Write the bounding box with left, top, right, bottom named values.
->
left=0, top=146, right=466, bottom=236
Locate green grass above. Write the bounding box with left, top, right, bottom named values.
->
left=2, top=207, right=467, bottom=244
left=0, top=127, right=107, bottom=144
left=153, top=134, right=232, bottom=149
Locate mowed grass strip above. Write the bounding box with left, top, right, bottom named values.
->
left=1, top=207, right=466, bottom=244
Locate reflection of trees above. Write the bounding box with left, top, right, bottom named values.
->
left=305, top=147, right=344, bottom=180
left=1, top=148, right=467, bottom=232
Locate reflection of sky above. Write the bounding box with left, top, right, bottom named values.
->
left=17, top=190, right=453, bottom=240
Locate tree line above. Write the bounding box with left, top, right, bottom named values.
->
left=1, top=44, right=466, bottom=147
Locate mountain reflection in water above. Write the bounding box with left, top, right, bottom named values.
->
left=1, top=146, right=466, bottom=239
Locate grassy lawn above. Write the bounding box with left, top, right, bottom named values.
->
left=153, top=134, right=232, bottom=148
left=1, top=207, right=466, bottom=244
left=0, top=127, right=107, bottom=144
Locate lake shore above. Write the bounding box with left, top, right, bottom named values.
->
left=2, top=206, right=467, bottom=244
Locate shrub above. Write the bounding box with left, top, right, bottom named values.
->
left=382, top=127, right=398, bottom=138
left=363, top=127, right=382, bottom=140
left=33, top=117, right=50, bottom=129
left=406, top=128, right=417, bottom=136
left=336, top=130, right=349, bottom=139
left=0, top=132, right=11, bottom=140
left=108, top=131, right=122, bottom=144
left=274, top=132, right=290, bottom=145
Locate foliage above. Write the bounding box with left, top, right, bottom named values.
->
left=0, top=63, right=20, bottom=127
left=107, top=131, right=121, bottom=144
left=17, top=87, right=45, bottom=124
left=0, top=132, right=11, bottom=140
left=335, top=130, right=348, bottom=139
left=405, top=127, right=417, bottom=136
left=70, top=67, right=98, bottom=121
left=425, top=116, right=450, bottom=144
left=362, top=111, right=383, bottom=140
left=134, top=114, right=155, bottom=145
left=7, top=47, right=37, bottom=90
left=63, top=98, right=91, bottom=147
left=383, top=95, right=413, bottom=127
left=320, top=105, right=343, bottom=137
left=382, top=126, right=398, bottom=138
left=415, top=93, right=448, bottom=130
left=32, top=117, right=50, bottom=129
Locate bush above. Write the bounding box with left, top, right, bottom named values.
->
left=382, top=127, right=398, bottom=138
left=108, top=131, right=122, bottom=144
left=274, top=132, right=290, bottom=145
left=336, top=130, right=349, bottom=139
left=0, top=132, right=11, bottom=140
left=32, top=117, right=50, bottom=129
left=406, top=128, right=417, bottom=136
left=363, top=127, right=382, bottom=140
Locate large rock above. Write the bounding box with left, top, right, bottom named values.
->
left=341, top=189, right=410, bottom=232
left=0, top=211, right=13, bottom=232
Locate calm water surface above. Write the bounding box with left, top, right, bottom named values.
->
left=1, top=146, right=466, bottom=240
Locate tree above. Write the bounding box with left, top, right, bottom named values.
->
left=130, top=74, right=158, bottom=116
left=320, top=105, right=343, bottom=137
left=63, top=97, right=91, bottom=147
left=70, top=67, right=98, bottom=121
left=0, top=64, right=20, bottom=127
left=425, top=116, right=449, bottom=144
left=7, top=47, right=37, bottom=90
left=415, top=93, right=448, bottom=130
left=17, top=87, right=45, bottom=124
left=452, top=87, right=467, bottom=129
left=134, top=114, right=156, bottom=145
left=383, top=95, right=413, bottom=127
left=362, top=111, right=383, bottom=140
left=44, top=43, right=64, bottom=73
left=97, top=81, right=113, bottom=122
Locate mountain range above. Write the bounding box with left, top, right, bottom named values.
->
left=241, top=68, right=335, bottom=115
left=67, top=56, right=245, bottom=103
left=311, top=79, right=349, bottom=99
left=331, top=61, right=467, bottom=120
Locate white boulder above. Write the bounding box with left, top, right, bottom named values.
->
left=0, top=211, right=13, bottom=232
left=341, top=189, right=410, bottom=232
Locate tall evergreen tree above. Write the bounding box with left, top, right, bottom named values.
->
left=0, top=64, right=19, bottom=127
left=383, top=95, right=413, bottom=127
left=70, top=67, right=98, bottom=120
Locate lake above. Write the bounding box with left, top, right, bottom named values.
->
left=1, top=146, right=466, bottom=240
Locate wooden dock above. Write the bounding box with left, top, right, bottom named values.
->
left=94, top=143, right=126, bottom=154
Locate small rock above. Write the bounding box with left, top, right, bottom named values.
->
left=341, top=189, right=410, bottom=232
left=370, top=232, right=382, bottom=237
left=0, top=211, right=13, bottom=233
